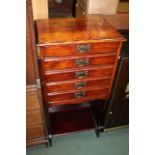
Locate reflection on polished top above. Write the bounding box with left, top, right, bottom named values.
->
left=36, top=15, right=125, bottom=46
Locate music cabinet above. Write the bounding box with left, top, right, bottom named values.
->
left=35, top=15, right=125, bottom=146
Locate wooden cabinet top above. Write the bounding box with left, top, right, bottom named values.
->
left=36, top=15, right=125, bottom=46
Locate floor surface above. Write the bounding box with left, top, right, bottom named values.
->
left=27, top=127, right=129, bottom=155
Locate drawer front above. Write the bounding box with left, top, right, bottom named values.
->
left=47, top=88, right=109, bottom=102
left=26, top=109, right=43, bottom=125
left=45, top=66, right=114, bottom=83
left=42, top=54, right=116, bottom=70
left=48, top=95, right=108, bottom=106
left=46, top=78, right=111, bottom=93
left=41, top=42, right=120, bottom=57
left=26, top=124, right=45, bottom=139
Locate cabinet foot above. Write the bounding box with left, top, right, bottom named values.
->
left=48, top=135, right=52, bottom=147
left=95, top=128, right=100, bottom=138
left=95, top=125, right=104, bottom=138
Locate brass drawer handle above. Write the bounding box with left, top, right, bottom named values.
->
left=74, top=81, right=86, bottom=89
left=76, top=44, right=91, bottom=53
left=74, top=91, right=86, bottom=98
left=75, top=71, right=88, bottom=78
left=76, top=59, right=89, bottom=67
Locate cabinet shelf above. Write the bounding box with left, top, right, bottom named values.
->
left=48, top=101, right=106, bottom=136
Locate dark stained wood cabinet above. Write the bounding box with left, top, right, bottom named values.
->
left=104, top=31, right=129, bottom=130
left=36, top=15, right=125, bottom=145
left=26, top=0, right=48, bottom=147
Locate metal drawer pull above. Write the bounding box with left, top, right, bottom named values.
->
left=76, top=59, right=89, bottom=67
left=76, top=44, right=91, bottom=53
left=75, top=71, right=88, bottom=78
left=74, top=82, right=86, bottom=89
left=74, top=91, right=86, bottom=98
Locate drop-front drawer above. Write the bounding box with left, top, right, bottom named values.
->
left=46, top=78, right=111, bottom=93
left=44, top=66, right=114, bottom=83
left=41, top=42, right=120, bottom=57
left=47, top=88, right=109, bottom=103
left=42, top=53, right=116, bottom=70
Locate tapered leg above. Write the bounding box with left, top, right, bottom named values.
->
left=95, top=128, right=100, bottom=138
left=48, top=135, right=52, bottom=147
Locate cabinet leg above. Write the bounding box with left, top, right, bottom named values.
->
left=95, top=128, right=100, bottom=138
left=95, top=125, right=104, bottom=138
left=48, top=135, right=52, bottom=147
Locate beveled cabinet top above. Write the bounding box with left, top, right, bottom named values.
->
left=36, top=15, right=125, bottom=46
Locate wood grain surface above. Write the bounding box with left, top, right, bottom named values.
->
left=36, top=15, right=125, bottom=45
